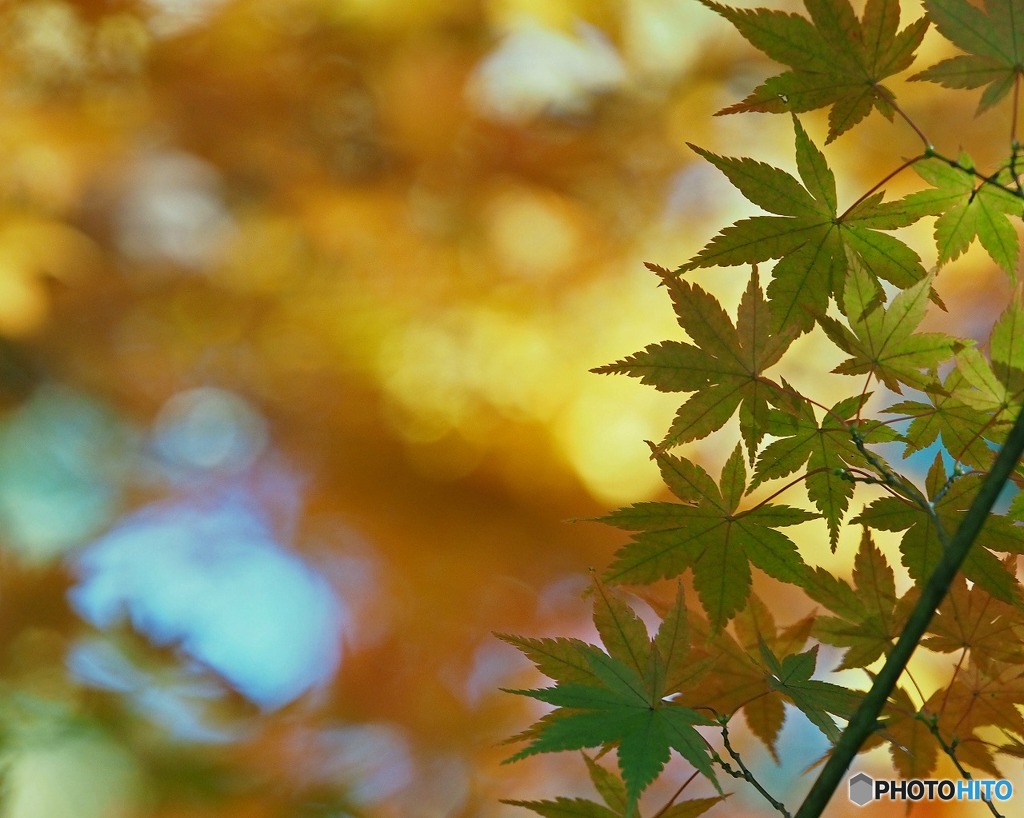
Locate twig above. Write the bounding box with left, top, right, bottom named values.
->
left=922, top=714, right=1004, bottom=818
left=713, top=717, right=792, bottom=818
left=848, top=426, right=938, bottom=528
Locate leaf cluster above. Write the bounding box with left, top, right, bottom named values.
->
left=502, top=0, right=1024, bottom=815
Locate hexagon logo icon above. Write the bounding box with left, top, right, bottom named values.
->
left=849, top=772, right=874, bottom=806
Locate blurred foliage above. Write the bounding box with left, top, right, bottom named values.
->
left=0, top=0, right=1013, bottom=817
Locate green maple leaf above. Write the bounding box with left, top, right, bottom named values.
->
left=752, top=392, right=898, bottom=549
left=758, top=641, right=863, bottom=743
left=502, top=793, right=724, bottom=818
left=1010, top=488, right=1024, bottom=523
left=890, top=302, right=1024, bottom=466
left=502, top=585, right=721, bottom=814
left=602, top=444, right=816, bottom=630
left=885, top=368, right=1000, bottom=470
left=855, top=454, right=1024, bottom=603
left=502, top=796, right=621, bottom=818
left=805, top=527, right=916, bottom=668
left=902, top=154, right=1024, bottom=276
left=503, top=752, right=725, bottom=818
left=953, top=301, right=1024, bottom=427
left=701, top=0, right=928, bottom=141
left=912, top=0, right=1024, bottom=114
left=678, top=594, right=815, bottom=759
left=593, top=266, right=797, bottom=457
left=680, top=117, right=929, bottom=333
left=819, top=262, right=966, bottom=393
left=582, top=753, right=629, bottom=816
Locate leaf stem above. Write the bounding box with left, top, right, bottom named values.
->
left=838, top=154, right=928, bottom=221
left=938, top=647, right=967, bottom=722
left=950, top=410, right=1007, bottom=470
left=736, top=467, right=833, bottom=518
left=792, top=403, right=1024, bottom=818
left=651, top=770, right=701, bottom=818
left=1012, top=72, right=1021, bottom=154
left=883, top=90, right=933, bottom=150
left=902, top=667, right=926, bottom=708
left=756, top=377, right=847, bottom=426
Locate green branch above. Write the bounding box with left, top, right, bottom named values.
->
left=793, top=404, right=1024, bottom=818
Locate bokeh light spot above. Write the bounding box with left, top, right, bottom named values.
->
left=467, top=19, right=626, bottom=122
left=70, top=492, right=345, bottom=710
left=0, top=386, right=131, bottom=559
left=153, top=386, right=268, bottom=474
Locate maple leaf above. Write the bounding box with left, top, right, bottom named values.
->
left=805, top=527, right=916, bottom=668
left=583, top=753, right=629, bottom=816
left=912, top=0, right=1024, bottom=114
left=885, top=368, right=1000, bottom=470
left=819, top=262, right=966, bottom=393
left=503, top=753, right=726, bottom=818
left=701, top=0, right=928, bottom=141
left=902, top=154, right=1024, bottom=276
left=681, top=117, right=929, bottom=333
left=890, top=302, right=1024, bottom=467
left=593, top=267, right=796, bottom=457
left=502, top=584, right=721, bottom=814
left=753, top=392, right=898, bottom=549
left=922, top=570, right=1024, bottom=670
left=502, top=796, right=621, bottom=818
left=953, top=301, right=1024, bottom=427
left=1010, top=489, right=1024, bottom=523
left=758, top=640, right=863, bottom=743
left=923, top=660, right=1024, bottom=776
left=855, top=454, right=1024, bottom=603
left=878, top=686, right=940, bottom=778
left=602, top=444, right=816, bottom=630
left=675, top=593, right=816, bottom=759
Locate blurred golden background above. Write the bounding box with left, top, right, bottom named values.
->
left=0, top=0, right=1016, bottom=816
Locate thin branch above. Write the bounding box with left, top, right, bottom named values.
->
left=931, top=463, right=968, bottom=505
left=929, top=151, right=1024, bottom=201
left=793, top=403, right=1024, bottom=818
left=843, top=467, right=917, bottom=504
left=923, top=715, right=1005, bottom=818
left=714, top=718, right=792, bottom=818
left=848, top=426, right=936, bottom=522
